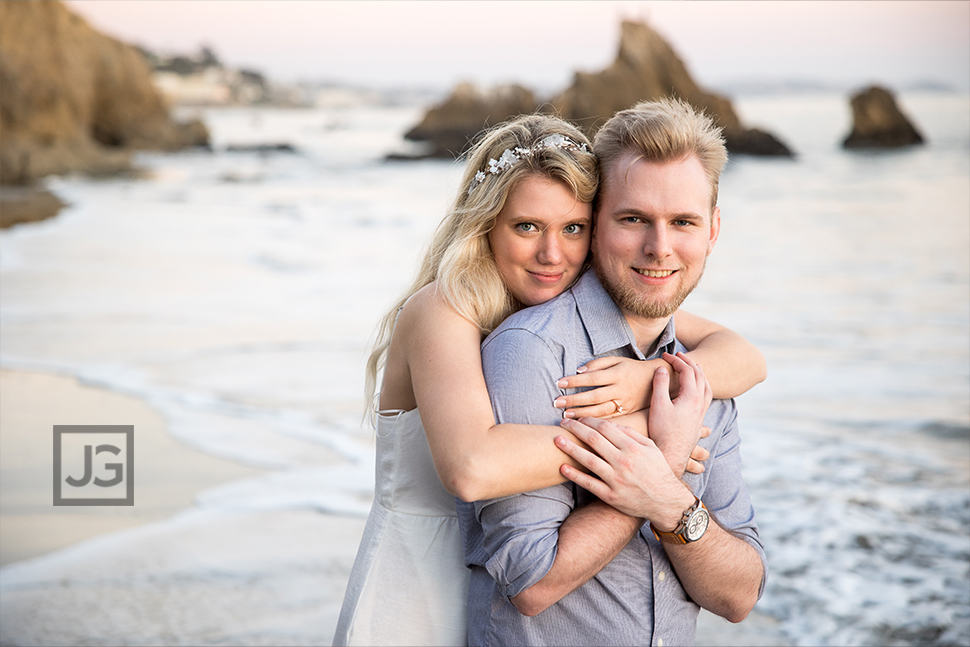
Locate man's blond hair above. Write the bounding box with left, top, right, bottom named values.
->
left=594, top=97, right=727, bottom=211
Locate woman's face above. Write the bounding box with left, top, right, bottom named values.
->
left=489, top=175, right=592, bottom=307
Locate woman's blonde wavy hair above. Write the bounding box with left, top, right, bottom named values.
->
left=364, top=114, right=599, bottom=414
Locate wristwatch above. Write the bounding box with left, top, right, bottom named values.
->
left=651, top=497, right=709, bottom=544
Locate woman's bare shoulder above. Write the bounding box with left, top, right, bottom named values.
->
left=399, top=281, right=473, bottom=331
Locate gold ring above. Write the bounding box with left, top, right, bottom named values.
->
left=611, top=399, right=624, bottom=415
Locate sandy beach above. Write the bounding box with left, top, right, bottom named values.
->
left=0, top=369, right=264, bottom=566
left=0, top=368, right=370, bottom=645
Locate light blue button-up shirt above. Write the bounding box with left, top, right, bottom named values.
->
left=457, top=270, right=766, bottom=646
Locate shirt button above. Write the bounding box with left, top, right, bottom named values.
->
left=658, top=571, right=666, bottom=581
left=658, top=639, right=664, bottom=646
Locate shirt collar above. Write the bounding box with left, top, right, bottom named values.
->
left=571, top=270, right=677, bottom=360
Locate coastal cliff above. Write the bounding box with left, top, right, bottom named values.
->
left=405, top=20, right=792, bottom=159
left=0, top=0, right=208, bottom=186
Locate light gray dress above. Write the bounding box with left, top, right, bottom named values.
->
left=333, top=407, right=468, bottom=646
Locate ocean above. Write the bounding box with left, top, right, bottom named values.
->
left=1, top=91, right=968, bottom=646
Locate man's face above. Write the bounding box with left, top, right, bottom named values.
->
left=592, top=152, right=720, bottom=322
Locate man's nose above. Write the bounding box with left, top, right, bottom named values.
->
left=644, top=226, right=672, bottom=259
left=537, top=233, right=564, bottom=265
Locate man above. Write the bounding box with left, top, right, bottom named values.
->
left=457, top=98, right=766, bottom=646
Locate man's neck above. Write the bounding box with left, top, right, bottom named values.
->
left=622, top=313, right=673, bottom=357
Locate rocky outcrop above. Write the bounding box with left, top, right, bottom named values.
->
left=551, top=21, right=791, bottom=157
left=0, top=187, right=67, bottom=228
left=403, top=20, right=792, bottom=160
left=0, top=1, right=209, bottom=185
left=403, top=83, right=539, bottom=157
left=842, top=86, right=924, bottom=149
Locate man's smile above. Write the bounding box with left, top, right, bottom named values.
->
left=634, top=268, right=675, bottom=278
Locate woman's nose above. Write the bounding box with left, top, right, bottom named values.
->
left=536, top=234, right=564, bottom=265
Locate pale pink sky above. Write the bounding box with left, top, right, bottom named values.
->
left=66, top=1, right=970, bottom=92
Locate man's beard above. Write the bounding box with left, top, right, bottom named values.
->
left=594, top=257, right=705, bottom=320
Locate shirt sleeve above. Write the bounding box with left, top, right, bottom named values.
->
left=696, top=399, right=769, bottom=598
left=475, top=326, right=574, bottom=598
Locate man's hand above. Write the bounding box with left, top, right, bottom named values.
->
left=646, top=352, right=713, bottom=476
left=555, top=417, right=695, bottom=530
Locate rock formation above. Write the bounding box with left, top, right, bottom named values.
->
left=403, top=20, right=792, bottom=159
left=0, top=1, right=209, bottom=186
left=842, top=85, right=924, bottom=149
left=404, top=83, right=539, bottom=157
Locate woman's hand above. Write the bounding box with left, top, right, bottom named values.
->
left=554, top=356, right=677, bottom=419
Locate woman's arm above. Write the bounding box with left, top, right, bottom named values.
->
left=674, top=310, right=767, bottom=398
left=398, top=285, right=582, bottom=502
left=396, top=289, right=713, bottom=502
left=554, top=310, right=766, bottom=419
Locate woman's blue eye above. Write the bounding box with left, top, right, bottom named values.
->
left=563, top=223, right=584, bottom=234
left=515, top=223, right=537, bottom=233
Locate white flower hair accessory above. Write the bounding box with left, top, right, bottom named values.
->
left=467, top=133, right=590, bottom=195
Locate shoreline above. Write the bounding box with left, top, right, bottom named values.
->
left=0, top=368, right=263, bottom=566
left=0, top=367, right=369, bottom=646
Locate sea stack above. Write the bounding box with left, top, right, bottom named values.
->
left=403, top=83, right=538, bottom=158
left=403, top=19, right=793, bottom=159
left=842, top=85, right=925, bottom=149
left=0, top=0, right=209, bottom=186
left=550, top=20, right=792, bottom=157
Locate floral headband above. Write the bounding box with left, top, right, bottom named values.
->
left=467, top=133, right=591, bottom=195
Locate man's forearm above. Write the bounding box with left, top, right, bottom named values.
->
left=510, top=500, right=641, bottom=616
left=663, top=519, right=764, bottom=623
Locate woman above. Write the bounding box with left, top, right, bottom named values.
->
left=333, top=115, right=765, bottom=646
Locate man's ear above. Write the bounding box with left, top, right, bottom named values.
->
left=707, top=206, right=721, bottom=255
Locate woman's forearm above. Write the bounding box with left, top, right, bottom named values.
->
left=683, top=330, right=766, bottom=399
left=440, top=422, right=583, bottom=502
left=674, top=310, right=766, bottom=400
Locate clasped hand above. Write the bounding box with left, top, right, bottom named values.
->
left=554, top=352, right=713, bottom=520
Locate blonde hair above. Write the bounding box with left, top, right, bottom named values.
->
left=594, top=97, right=727, bottom=211
left=364, top=114, right=598, bottom=412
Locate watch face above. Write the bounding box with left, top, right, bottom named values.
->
left=685, top=508, right=710, bottom=542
